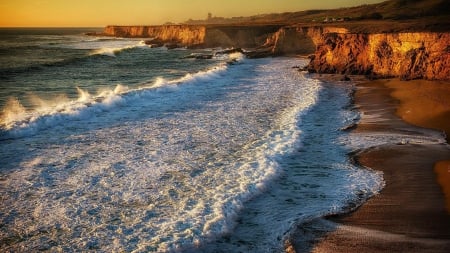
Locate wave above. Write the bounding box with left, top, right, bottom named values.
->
left=89, top=40, right=149, bottom=57
left=0, top=56, right=241, bottom=140
left=0, top=57, right=392, bottom=252
left=0, top=57, right=322, bottom=252
left=0, top=39, right=151, bottom=77
left=0, top=56, right=88, bottom=79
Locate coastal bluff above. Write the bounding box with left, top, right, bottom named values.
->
left=307, top=32, right=450, bottom=80
left=99, top=25, right=449, bottom=80
left=99, top=25, right=343, bottom=56
left=101, top=25, right=284, bottom=48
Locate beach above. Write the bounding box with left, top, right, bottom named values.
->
left=1, top=27, right=449, bottom=251
left=287, top=79, right=450, bottom=252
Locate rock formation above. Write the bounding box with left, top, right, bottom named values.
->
left=265, top=26, right=348, bottom=56
left=102, top=25, right=282, bottom=49
left=103, top=25, right=206, bottom=46
left=99, top=25, right=450, bottom=80
left=307, top=32, right=450, bottom=80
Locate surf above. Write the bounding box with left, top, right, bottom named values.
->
left=0, top=54, right=241, bottom=140
left=88, top=40, right=149, bottom=57
left=0, top=57, right=326, bottom=251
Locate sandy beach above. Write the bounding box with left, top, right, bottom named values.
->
left=286, top=78, right=450, bottom=252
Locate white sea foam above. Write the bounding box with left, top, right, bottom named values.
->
left=199, top=80, right=386, bottom=252
left=0, top=57, right=324, bottom=252
left=0, top=57, right=234, bottom=139
left=0, top=57, right=386, bottom=252
left=43, top=35, right=150, bottom=57
left=90, top=40, right=148, bottom=57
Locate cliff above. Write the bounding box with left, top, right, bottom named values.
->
left=266, top=26, right=348, bottom=55
left=102, top=25, right=282, bottom=48
left=307, top=32, right=450, bottom=80
left=100, top=25, right=449, bottom=80
left=103, top=25, right=207, bottom=46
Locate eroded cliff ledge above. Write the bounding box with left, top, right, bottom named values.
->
left=307, top=32, right=450, bottom=80
left=102, top=25, right=283, bottom=48
left=100, top=25, right=342, bottom=56
left=100, top=25, right=449, bottom=80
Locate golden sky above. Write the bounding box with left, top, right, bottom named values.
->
left=0, top=0, right=385, bottom=27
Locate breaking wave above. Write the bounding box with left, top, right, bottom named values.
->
left=89, top=40, right=149, bottom=57
left=0, top=57, right=239, bottom=140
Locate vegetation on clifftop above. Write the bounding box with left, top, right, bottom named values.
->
left=184, top=0, right=449, bottom=33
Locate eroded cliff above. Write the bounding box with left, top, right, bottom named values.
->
left=266, top=26, right=348, bottom=55
left=103, top=25, right=207, bottom=46
left=102, top=25, right=283, bottom=48
left=101, top=25, right=449, bottom=80
left=307, top=32, right=450, bottom=80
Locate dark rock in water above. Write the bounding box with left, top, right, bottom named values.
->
left=143, top=38, right=184, bottom=49
left=214, top=48, right=244, bottom=55
left=244, top=49, right=273, bottom=59
left=196, top=54, right=213, bottom=59
left=85, top=32, right=102, bottom=36
left=307, top=66, right=317, bottom=73
left=165, top=43, right=179, bottom=49
left=144, top=38, right=164, bottom=48
left=148, top=44, right=163, bottom=48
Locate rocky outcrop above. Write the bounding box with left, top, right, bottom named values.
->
left=203, top=25, right=282, bottom=48
left=102, top=25, right=283, bottom=48
left=103, top=25, right=207, bottom=46
left=265, top=26, right=348, bottom=55
left=100, top=25, right=449, bottom=80
left=307, top=32, right=450, bottom=80
left=101, top=25, right=332, bottom=55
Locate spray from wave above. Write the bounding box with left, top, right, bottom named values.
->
left=90, top=40, right=148, bottom=57
left=1, top=97, right=27, bottom=128
left=0, top=54, right=242, bottom=138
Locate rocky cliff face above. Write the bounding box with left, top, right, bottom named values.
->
left=102, top=25, right=326, bottom=54
left=307, top=32, right=450, bottom=80
left=204, top=25, right=282, bottom=48
left=101, top=25, right=449, bottom=80
left=103, top=25, right=207, bottom=46
left=267, top=26, right=348, bottom=55
left=102, top=25, right=282, bottom=48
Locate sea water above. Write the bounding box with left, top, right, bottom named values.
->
left=0, top=28, right=385, bottom=252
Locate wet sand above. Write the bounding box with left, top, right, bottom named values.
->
left=386, top=80, right=450, bottom=142
left=286, top=79, right=450, bottom=252
left=386, top=80, right=450, bottom=212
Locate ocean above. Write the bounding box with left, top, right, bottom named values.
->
left=0, top=28, right=385, bottom=252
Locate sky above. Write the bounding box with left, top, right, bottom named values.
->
left=0, top=0, right=385, bottom=27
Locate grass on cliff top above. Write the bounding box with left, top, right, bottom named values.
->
left=187, top=0, right=450, bottom=33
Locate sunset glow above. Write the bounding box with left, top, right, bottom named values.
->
left=1, top=0, right=384, bottom=27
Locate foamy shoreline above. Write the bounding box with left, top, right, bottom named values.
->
left=286, top=76, right=450, bottom=252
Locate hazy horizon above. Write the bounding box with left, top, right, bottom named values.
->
left=1, top=0, right=385, bottom=27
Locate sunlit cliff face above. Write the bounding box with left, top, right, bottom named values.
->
left=310, top=32, right=450, bottom=80
left=104, top=25, right=207, bottom=45
left=101, top=24, right=449, bottom=80
left=367, top=33, right=450, bottom=79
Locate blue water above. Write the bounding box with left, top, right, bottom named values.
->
left=0, top=28, right=384, bottom=252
